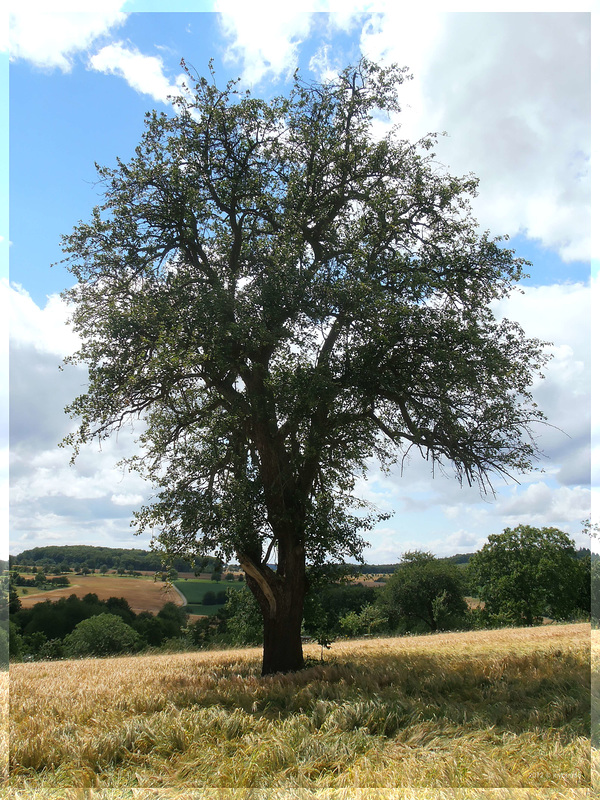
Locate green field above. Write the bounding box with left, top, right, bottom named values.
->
left=174, top=578, right=243, bottom=615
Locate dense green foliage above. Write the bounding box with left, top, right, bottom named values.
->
left=7, top=526, right=591, bottom=660
left=64, top=613, right=140, bottom=657
left=9, top=593, right=188, bottom=660
left=468, top=525, right=588, bottom=626
left=379, top=551, right=469, bottom=633
left=592, top=559, right=600, bottom=626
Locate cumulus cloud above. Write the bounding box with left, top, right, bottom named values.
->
left=214, top=10, right=590, bottom=261
left=89, top=42, right=187, bottom=104
left=215, top=4, right=314, bottom=85
left=376, top=12, right=590, bottom=262
left=495, top=481, right=590, bottom=523
left=9, top=8, right=127, bottom=72
left=9, top=283, right=153, bottom=555
left=8, top=282, right=79, bottom=358
left=493, top=282, right=590, bottom=487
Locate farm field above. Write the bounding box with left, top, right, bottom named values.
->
left=174, top=578, right=244, bottom=615
left=16, top=575, right=183, bottom=615
left=8, top=623, right=592, bottom=791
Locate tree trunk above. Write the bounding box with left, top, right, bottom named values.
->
left=240, top=543, right=307, bottom=676
left=261, top=596, right=305, bottom=675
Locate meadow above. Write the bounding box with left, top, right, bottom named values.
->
left=174, top=579, right=244, bottom=615
left=8, top=623, right=592, bottom=792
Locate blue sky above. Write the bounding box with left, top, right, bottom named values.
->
left=4, top=7, right=595, bottom=561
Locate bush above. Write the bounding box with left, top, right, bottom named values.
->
left=64, top=613, right=140, bottom=657
left=156, top=602, right=188, bottom=638
left=223, top=587, right=263, bottom=645
left=0, top=624, right=8, bottom=668
left=9, top=621, right=23, bottom=661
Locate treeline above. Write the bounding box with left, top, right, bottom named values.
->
left=5, top=525, right=595, bottom=663
left=0, top=568, right=8, bottom=667
left=10, top=546, right=222, bottom=574
left=349, top=554, right=474, bottom=574
left=209, top=535, right=591, bottom=650
left=9, top=592, right=188, bottom=660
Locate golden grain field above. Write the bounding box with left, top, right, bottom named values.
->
left=7, top=622, right=592, bottom=796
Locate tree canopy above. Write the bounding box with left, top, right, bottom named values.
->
left=379, top=551, right=468, bottom=632
left=60, top=58, right=548, bottom=673
left=467, top=525, right=585, bottom=625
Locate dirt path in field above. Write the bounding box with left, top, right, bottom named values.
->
left=170, top=583, right=187, bottom=606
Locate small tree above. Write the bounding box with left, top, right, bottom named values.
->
left=33, top=571, right=46, bottom=588
left=223, top=586, right=263, bottom=646
left=157, top=601, right=188, bottom=637
left=380, top=552, right=468, bottom=632
left=592, top=559, right=600, bottom=627
left=61, top=58, right=549, bottom=674
left=468, top=525, right=583, bottom=626
left=64, top=613, right=140, bottom=657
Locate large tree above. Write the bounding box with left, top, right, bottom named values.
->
left=467, top=525, right=584, bottom=625
left=60, top=59, right=547, bottom=674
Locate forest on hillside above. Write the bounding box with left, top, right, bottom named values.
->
left=10, top=546, right=221, bottom=574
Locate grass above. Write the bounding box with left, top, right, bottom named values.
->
left=8, top=623, right=592, bottom=792
left=174, top=578, right=243, bottom=615
left=0, top=669, right=7, bottom=785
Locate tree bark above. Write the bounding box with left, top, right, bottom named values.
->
left=240, top=543, right=307, bottom=675
left=261, top=593, right=305, bottom=675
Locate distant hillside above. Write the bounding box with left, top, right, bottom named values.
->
left=10, top=547, right=480, bottom=576
left=11, top=545, right=221, bottom=574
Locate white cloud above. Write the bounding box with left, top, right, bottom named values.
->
left=215, top=5, right=314, bottom=85
left=89, top=42, right=187, bottom=104
left=8, top=281, right=79, bottom=358
left=495, top=481, right=590, bottom=522
left=9, top=9, right=127, bottom=72
left=9, top=282, right=153, bottom=555
left=111, top=492, right=145, bottom=507
left=393, top=12, right=590, bottom=262
left=214, top=10, right=590, bottom=261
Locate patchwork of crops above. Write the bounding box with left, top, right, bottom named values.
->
left=174, top=578, right=244, bottom=615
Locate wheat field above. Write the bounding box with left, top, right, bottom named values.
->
left=5, top=623, right=594, bottom=798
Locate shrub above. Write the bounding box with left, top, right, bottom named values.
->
left=64, top=613, right=140, bottom=657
